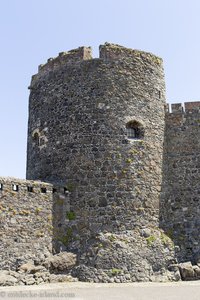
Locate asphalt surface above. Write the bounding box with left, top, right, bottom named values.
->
left=0, top=281, right=200, bottom=300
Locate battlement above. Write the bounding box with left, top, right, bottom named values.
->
left=29, top=46, right=92, bottom=84
left=38, top=46, right=92, bottom=72
left=30, top=43, right=163, bottom=87
left=166, top=101, right=200, bottom=114
left=0, top=177, right=69, bottom=195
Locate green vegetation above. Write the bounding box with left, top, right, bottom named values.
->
left=35, top=207, right=42, bottom=215
left=129, top=148, right=139, bottom=155
left=58, top=228, right=73, bottom=246
left=160, top=232, right=172, bottom=246
left=108, top=234, right=116, bottom=242
left=126, top=158, right=133, bottom=164
left=66, top=211, right=76, bottom=221
left=146, top=235, right=156, bottom=246
left=111, top=268, right=122, bottom=276
left=166, top=228, right=174, bottom=239
left=35, top=230, right=44, bottom=238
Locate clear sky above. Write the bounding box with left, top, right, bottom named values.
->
left=0, top=0, right=200, bottom=179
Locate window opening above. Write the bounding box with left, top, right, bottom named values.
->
left=12, top=184, right=19, bottom=192
left=125, top=120, right=144, bottom=139
left=64, top=187, right=68, bottom=194
left=33, top=132, right=40, bottom=146
left=27, top=186, right=33, bottom=192
left=41, top=187, right=47, bottom=193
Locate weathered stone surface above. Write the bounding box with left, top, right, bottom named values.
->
left=18, top=262, right=46, bottom=274
left=161, top=102, right=200, bottom=264
left=43, top=252, right=77, bottom=272
left=193, top=265, right=200, bottom=278
left=0, top=177, right=69, bottom=271
left=0, top=272, right=17, bottom=286
left=179, top=262, right=194, bottom=280
left=49, top=274, right=78, bottom=283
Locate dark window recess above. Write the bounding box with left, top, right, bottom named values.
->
left=125, top=120, right=144, bottom=139
left=158, top=91, right=161, bottom=99
left=0, top=183, right=3, bottom=191
left=27, top=186, right=33, bottom=192
left=64, top=187, right=68, bottom=194
left=41, top=187, right=47, bottom=193
left=12, top=184, right=19, bottom=192
left=52, top=188, right=57, bottom=193
left=33, top=132, right=39, bottom=146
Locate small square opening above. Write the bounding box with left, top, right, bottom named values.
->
left=41, top=187, right=47, bottom=193
left=64, top=187, right=68, bottom=194
left=27, top=186, right=33, bottom=192
left=12, top=184, right=19, bottom=192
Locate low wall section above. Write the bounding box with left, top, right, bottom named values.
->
left=0, top=177, right=70, bottom=270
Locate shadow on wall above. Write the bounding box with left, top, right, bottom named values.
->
left=52, top=188, right=72, bottom=254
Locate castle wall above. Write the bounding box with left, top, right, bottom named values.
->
left=161, top=102, right=200, bottom=262
left=0, top=177, right=70, bottom=270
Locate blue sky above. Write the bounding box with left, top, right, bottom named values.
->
left=0, top=0, right=200, bottom=178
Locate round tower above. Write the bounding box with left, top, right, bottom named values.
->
left=26, top=44, right=174, bottom=282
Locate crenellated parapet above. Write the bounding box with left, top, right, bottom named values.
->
left=30, top=46, right=92, bottom=86
left=0, top=177, right=52, bottom=194
left=166, top=101, right=200, bottom=114
left=39, top=46, right=92, bottom=71
left=0, top=177, right=69, bottom=195
left=30, top=43, right=163, bottom=87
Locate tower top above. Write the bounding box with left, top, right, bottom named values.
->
left=30, top=43, right=163, bottom=86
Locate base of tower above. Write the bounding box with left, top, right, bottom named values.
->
left=70, top=228, right=180, bottom=283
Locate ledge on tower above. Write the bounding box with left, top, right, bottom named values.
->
left=99, top=42, right=163, bottom=66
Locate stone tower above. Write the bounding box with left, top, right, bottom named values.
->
left=27, top=42, right=166, bottom=230
left=26, top=44, right=175, bottom=281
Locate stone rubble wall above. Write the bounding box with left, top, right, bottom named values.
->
left=161, top=102, right=200, bottom=263
left=0, top=177, right=70, bottom=270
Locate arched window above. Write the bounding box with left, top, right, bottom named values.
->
left=125, top=120, right=144, bottom=139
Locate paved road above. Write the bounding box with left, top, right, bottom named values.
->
left=0, top=281, right=200, bottom=300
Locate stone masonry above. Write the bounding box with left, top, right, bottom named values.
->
left=1, top=43, right=200, bottom=284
